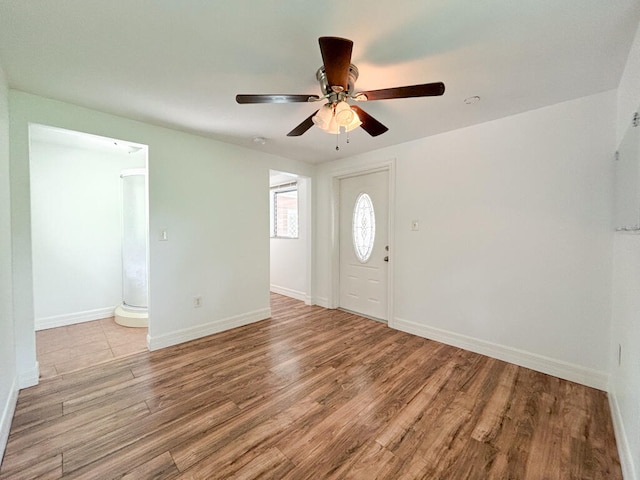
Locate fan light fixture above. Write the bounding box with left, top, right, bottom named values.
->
left=312, top=101, right=361, bottom=134
left=236, top=36, right=445, bottom=143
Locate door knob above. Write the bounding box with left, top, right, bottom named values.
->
left=384, top=256, right=389, bottom=262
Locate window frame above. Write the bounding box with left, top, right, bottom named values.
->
left=270, top=182, right=299, bottom=239
left=352, top=192, right=376, bottom=263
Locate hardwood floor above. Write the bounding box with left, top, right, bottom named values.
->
left=1, top=294, right=621, bottom=479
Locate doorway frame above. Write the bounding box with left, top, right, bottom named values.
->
left=268, top=170, right=313, bottom=305
left=328, top=158, right=396, bottom=325
left=27, top=124, right=151, bottom=382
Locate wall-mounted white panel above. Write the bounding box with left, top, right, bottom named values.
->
left=611, top=19, right=640, bottom=480
left=614, top=114, right=640, bottom=231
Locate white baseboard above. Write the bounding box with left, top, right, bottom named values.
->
left=270, top=285, right=307, bottom=302
left=35, top=306, right=117, bottom=331
left=18, top=362, right=39, bottom=389
left=609, top=388, right=637, bottom=480
left=393, top=317, right=608, bottom=391
left=0, top=375, right=18, bottom=466
left=148, top=307, right=271, bottom=351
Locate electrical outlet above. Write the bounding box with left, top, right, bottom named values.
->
left=193, top=296, right=202, bottom=308
left=160, top=230, right=168, bottom=241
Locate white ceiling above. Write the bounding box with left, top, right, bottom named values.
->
left=1, top=1, right=639, bottom=164
left=29, top=124, right=146, bottom=155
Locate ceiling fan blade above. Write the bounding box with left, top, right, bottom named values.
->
left=287, top=111, right=318, bottom=137
left=351, top=105, right=388, bottom=137
left=236, top=94, right=320, bottom=104
left=357, top=82, right=445, bottom=101
left=318, top=36, right=353, bottom=91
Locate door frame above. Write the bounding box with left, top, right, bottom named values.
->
left=328, top=158, right=396, bottom=324
left=268, top=170, right=314, bottom=305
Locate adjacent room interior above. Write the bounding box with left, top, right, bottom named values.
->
left=28, top=125, right=150, bottom=378
left=1, top=1, right=640, bottom=478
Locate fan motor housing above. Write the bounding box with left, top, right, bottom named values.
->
left=316, top=64, right=359, bottom=100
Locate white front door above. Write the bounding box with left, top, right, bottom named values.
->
left=339, top=170, right=389, bottom=320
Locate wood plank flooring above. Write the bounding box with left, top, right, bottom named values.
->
left=0, top=294, right=621, bottom=479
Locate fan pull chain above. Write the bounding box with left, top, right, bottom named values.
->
left=336, top=133, right=339, bottom=151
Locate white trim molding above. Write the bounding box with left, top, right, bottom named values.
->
left=394, top=316, right=609, bottom=391
left=0, top=375, right=19, bottom=466
left=608, top=388, right=637, bottom=480
left=18, top=362, right=39, bottom=389
left=314, top=296, right=330, bottom=308
left=270, top=285, right=307, bottom=302
left=35, top=306, right=117, bottom=331
left=148, top=307, right=271, bottom=351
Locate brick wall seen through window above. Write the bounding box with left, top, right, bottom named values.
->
left=271, top=183, right=298, bottom=238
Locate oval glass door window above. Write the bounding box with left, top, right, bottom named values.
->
left=352, top=193, right=376, bottom=262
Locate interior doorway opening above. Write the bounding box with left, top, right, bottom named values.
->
left=269, top=170, right=312, bottom=305
left=28, top=124, right=150, bottom=378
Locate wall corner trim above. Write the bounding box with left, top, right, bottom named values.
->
left=393, top=317, right=609, bottom=391
left=0, top=375, right=19, bottom=465
left=608, top=387, right=637, bottom=480
left=147, top=307, right=271, bottom=351
left=314, top=296, right=330, bottom=308
left=18, top=362, right=39, bottom=389
left=270, top=285, right=307, bottom=302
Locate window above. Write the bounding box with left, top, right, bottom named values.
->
left=271, top=182, right=298, bottom=238
left=352, top=192, right=375, bottom=262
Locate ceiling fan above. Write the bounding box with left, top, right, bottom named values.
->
left=236, top=37, right=445, bottom=138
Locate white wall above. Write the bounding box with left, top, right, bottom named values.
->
left=316, top=90, right=616, bottom=390
left=610, top=19, right=640, bottom=480
left=0, top=62, right=18, bottom=466
left=270, top=174, right=311, bottom=302
left=8, top=91, right=312, bottom=383
left=30, top=139, right=144, bottom=329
